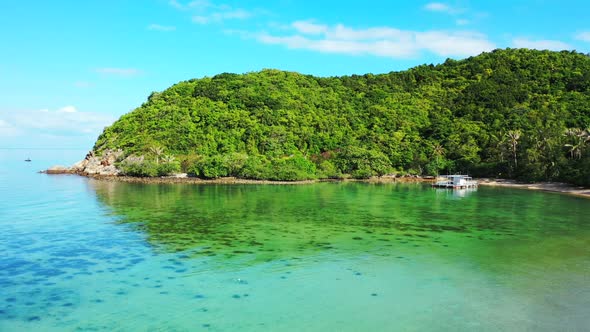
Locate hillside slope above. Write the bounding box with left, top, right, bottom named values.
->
left=92, top=48, right=590, bottom=184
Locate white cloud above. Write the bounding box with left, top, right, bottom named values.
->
left=254, top=21, right=495, bottom=58
left=148, top=24, right=176, bottom=32
left=0, top=107, right=116, bottom=138
left=424, top=2, right=464, bottom=14
left=0, top=119, right=20, bottom=137
left=512, top=38, right=572, bottom=51
left=172, top=0, right=254, bottom=24
left=188, top=0, right=213, bottom=10
left=171, top=0, right=226, bottom=11
left=95, top=68, right=142, bottom=77
left=222, top=9, right=251, bottom=19
left=456, top=19, right=469, bottom=26
left=575, top=31, right=590, bottom=42
left=192, top=8, right=252, bottom=24
left=292, top=21, right=328, bottom=35
left=424, top=2, right=451, bottom=12
left=192, top=16, right=211, bottom=24
left=58, top=106, right=77, bottom=113
left=169, top=0, right=185, bottom=10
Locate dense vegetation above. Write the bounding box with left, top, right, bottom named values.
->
left=94, top=49, right=590, bottom=185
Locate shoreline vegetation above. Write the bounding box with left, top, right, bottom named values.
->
left=42, top=169, right=590, bottom=199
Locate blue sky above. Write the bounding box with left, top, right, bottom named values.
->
left=1, top=0, right=590, bottom=149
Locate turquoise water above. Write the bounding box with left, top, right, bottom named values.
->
left=1, top=149, right=589, bottom=331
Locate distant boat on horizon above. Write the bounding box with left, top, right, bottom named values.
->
left=25, top=158, right=31, bottom=162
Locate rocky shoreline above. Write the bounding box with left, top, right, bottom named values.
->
left=40, top=150, right=433, bottom=184
left=43, top=149, right=123, bottom=176
left=43, top=170, right=433, bottom=185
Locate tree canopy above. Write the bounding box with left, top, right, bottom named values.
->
left=93, top=48, right=590, bottom=185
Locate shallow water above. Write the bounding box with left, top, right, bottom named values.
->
left=1, top=149, right=589, bottom=331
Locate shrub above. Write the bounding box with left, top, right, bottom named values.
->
left=189, top=155, right=229, bottom=179
left=351, top=168, right=374, bottom=179
left=238, top=155, right=270, bottom=179
left=317, top=160, right=341, bottom=179
left=222, top=152, right=249, bottom=176
left=267, top=155, right=317, bottom=181
left=334, top=146, right=392, bottom=177
left=157, top=161, right=181, bottom=176
left=119, top=160, right=159, bottom=177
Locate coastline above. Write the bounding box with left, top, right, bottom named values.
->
left=93, top=175, right=590, bottom=199
left=477, top=178, right=590, bottom=199
left=80, top=174, right=430, bottom=185
left=42, top=169, right=590, bottom=199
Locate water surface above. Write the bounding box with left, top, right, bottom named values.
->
left=1, top=149, right=589, bottom=331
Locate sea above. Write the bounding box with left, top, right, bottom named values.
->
left=1, top=148, right=589, bottom=331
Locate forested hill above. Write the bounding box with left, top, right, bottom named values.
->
left=93, top=48, right=590, bottom=185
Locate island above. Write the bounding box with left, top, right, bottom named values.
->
left=48, top=49, right=590, bottom=188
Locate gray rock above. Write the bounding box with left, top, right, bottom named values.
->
left=45, top=165, right=73, bottom=174
left=44, top=149, right=124, bottom=176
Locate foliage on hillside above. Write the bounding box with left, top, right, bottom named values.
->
left=94, top=49, right=590, bottom=184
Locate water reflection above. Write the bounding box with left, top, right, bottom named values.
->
left=89, top=180, right=589, bottom=262
left=2, top=177, right=590, bottom=331
left=433, top=187, right=477, bottom=199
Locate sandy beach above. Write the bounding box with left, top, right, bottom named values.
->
left=477, top=178, right=590, bottom=199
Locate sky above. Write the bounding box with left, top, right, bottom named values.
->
left=1, top=0, right=590, bottom=150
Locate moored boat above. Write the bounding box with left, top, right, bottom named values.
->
left=432, top=175, right=478, bottom=189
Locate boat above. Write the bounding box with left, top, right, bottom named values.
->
left=432, top=175, right=478, bottom=189
left=25, top=158, right=31, bottom=162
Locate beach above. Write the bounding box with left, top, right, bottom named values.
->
left=477, top=178, right=590, bottom=199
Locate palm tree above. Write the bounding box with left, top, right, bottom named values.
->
left=431, top=143, right=445, bottom=176
left=162, top=154, right=176, bottom=164
left=149, top=146, right=164, bottom=164
left=564, top=128, right=589, bottom=160
left=506, top=130, right=521, bottom=169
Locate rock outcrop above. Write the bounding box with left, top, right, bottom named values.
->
left=44, top=149, right=124, bottom=176
left=45, top=165, right=75, bottom=174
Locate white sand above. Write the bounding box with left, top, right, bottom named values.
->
left=477, top=178, right=590, bottom=199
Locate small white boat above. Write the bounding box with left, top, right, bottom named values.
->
left=432, top=175, right=478, bottom=189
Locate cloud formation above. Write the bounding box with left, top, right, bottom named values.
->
left=148, top=24, right=176, bottom=31
left=0, top=107, right=115, bottom=139
left=192, top=9, right=252, bottom=24
left=254, top=21, right=495, bottom=58
left=424, top=3, right=451, bottom=12
left=0, top=119, right=20, bottom=137
left=575, top=31, right=590, bottom=42
left=170, top=0, right=255, bottom=24
left=424, top=2, right=464, bottom=14
left=57, top=105, right=77, bottom=113
left=512, top=38, right=571, bottom=51
left=95, top=68, right=142, bottom=77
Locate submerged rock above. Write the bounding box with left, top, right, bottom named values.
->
left=44, top=166, right=74, bottom=175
